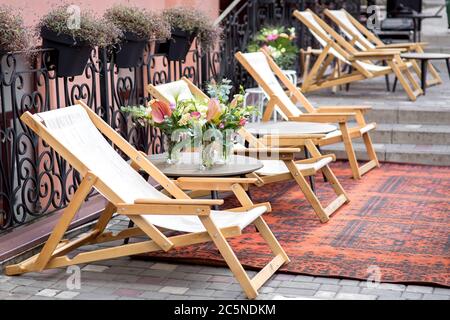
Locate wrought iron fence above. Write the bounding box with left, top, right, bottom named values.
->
left=0, top=0, right=359, bottom=233
left=0, top=40, right=216, bottom=232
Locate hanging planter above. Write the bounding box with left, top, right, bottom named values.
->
left=104, top=5, right=170, bottom=68
left=154, top=27, right=197, bottom=61
left=160, top=7, right=222, bottom=61
left=40, top=26, right=92, bottom=77
left=114, top=32, right=148, bottom=68
left=38, top=4, right=121, bottom=77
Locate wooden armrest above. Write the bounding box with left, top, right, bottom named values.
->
left=349, top=51, right=401, bottom=60
left=317, top=105, right=371, bottom=113
left=134, top=198, right=223, bottom=206
left=176, top=177, right=257, bottom=191
left=288, top=113, right=355, bottom=123
left=236, top=147, right=300, bottom=154
left=376, top=42, right=427, bottom=49
left=262, top=133, right=326, bottom=139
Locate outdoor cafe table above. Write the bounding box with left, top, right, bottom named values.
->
left=147, top=152, right=263, bottom=209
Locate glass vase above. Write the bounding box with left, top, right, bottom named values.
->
left=165, top=134, right=182, bottom=165
left=201, top=140, right=217, bottom=170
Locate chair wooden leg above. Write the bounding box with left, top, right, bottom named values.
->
left=362, top=132, right=380, bottom=168
left=390, top=61, right=421, bottom=101
left=338, top=123, right=361, bottom=179
left=284, top=160, right=330, bottom=223
left=199, top=216, right=258, bottom=299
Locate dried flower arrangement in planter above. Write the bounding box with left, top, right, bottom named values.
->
left=104, top=5, right=170, bottom=68
left=156, top=7, right=222, bottom=61
left=0, top=6, right=30, bottom=55
left=38, top=4, right=122, bottom=77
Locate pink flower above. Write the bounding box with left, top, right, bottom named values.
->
left=266, top=34, right=278, bottom=41
left=206, top=98, right=221, bottom=121
left=239, top=118, right=247, bottom=126
left=169, top=102, right=176, bottom=110
left=151, top=100, right=172, bottom=123
left=190, top=111, right=201, bottom=119
left=219, top=123, right=225, bottom=129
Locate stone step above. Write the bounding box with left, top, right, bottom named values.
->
left=364, top=107, right=450, bottom=125
left=370, top=123, right=450, bottom=144
left=321, top=143, right=450, bottom=166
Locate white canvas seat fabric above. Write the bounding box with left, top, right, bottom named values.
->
left=256, top=157, right=333, bottom=176
left=298, top=11, right=389, bottom=73
left=153, top=81, right=195, bottom=104
left=37, top=105, right=266, bottom=233
left=327, top=10, right=376, bottom=50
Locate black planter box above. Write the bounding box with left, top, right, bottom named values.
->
left=40, top=26, right=92, bottom=77
left=114, top=32, right=148, bottom=68
left=155, top=27, right=196, bottom=61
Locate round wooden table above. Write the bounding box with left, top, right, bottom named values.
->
left=147, top=152, right=263, bottom=210
left=147, top=152, right=263, bottom=177
left=400, top=52, right=450, bottom=95
left=246, top=121, right=337, bottom=137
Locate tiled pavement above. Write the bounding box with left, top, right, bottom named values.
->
left=1, top=216, right=449, bottom=300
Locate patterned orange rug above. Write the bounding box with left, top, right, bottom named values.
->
left=137, top=162, right=450, bottom=287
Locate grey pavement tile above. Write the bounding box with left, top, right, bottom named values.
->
left=319, top=284, right=341, bottom=292
left=139, top=291, right=170, bottom=300
left=74, top=293, right=119, bottom=300
left=360, top=288, right=402, bottom=297
left=406, top=285, right=434, bottom=294
left=278, top=281, right=320, bottom=290
left=402, top=292, right=423, bottom=300
left=336, top=293, right=377, bottom=300
left=314, top=291, right=336, bottom=299
left=159, top=286, right=189, bottom=295
left=185, top=288, right=216, bottom=297
left=274, top=287, right=316, bottom=296
left=338, top=286, right=361, bottom=294
left=422, top=294, right=450, bottom=300
left=433, top=287, right=450, bottom=296
left=313, top=277, right=341, bottom=285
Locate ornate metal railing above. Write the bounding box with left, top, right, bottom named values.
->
left=0, top=0, right=360, bottom=233
left=0, top=40, right=216, bottom=232
left=217, top=0, right=361, bottom=87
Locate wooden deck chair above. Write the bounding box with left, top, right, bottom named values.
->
left=148, top=78, right=349, bottom=223
left=5, top=102, right=290, bottom=299
left=235, top=50, right=380, bottom=180
left=324, top=9, right=442, bottom=87
left=293, top=9, right=422, bottom=101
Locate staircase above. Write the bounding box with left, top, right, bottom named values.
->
left=315, top=59, right=450, bottom=166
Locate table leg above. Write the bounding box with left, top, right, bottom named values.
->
left=304, top=148, right=315, bottom=192
left=446, top=58, right=450, bottom=80
left=421, top=59, right=428, bottom=95
left=124, top=219, right=135, bottom=245
left=392, top=76, right=398, bottom=92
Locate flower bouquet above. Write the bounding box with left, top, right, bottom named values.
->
left=247, top=26, right=299, bottom=70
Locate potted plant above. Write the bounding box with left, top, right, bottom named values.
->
left=247, top=26, right=299, bottom=70
left=0, top=6, right=30, bottom=56
left=104, top=5, right=170, bottom=68
left=156, top=7, right=222, bottom=61
left=38, top=4, right=121, bottom=77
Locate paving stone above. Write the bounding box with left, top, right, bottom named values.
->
left=113, top=288, right=144, bottom=297
left=209, top=275, right=236, bottom=283
left=336, top=293, right=377, bottom=300
left=139, top=291, right=170, bottom=299
left=0, top=282, right=18, bottom=291
left=293, top=275, right=315, bottom=282
left=111, top=274, right=141, bottom=283
left=5, top=277, right=36, bottom=286
left=422, top=294, right=450, bottom=300
left=206, top=282, right=232, bottom=290
left=338, top=286, right=361, bottom=294
left=339, top=279, right=360, bottom=286
left=314, top=291, right=336, bottom=299
left=36, top=288, right=60, bottom=297
left=107, top=266, right=146, bottom=276
left=167, top=271, right=212, bottom=282
left=185, top=288, right=216, bottom=297
left=313, top=277, right=341, bottom=285
left=406, top=285, right=434, bottom=294
left=3, top=293, right=32, bottom=300
left=74, top=293, right=119, bottom=300
left=55, top=291, right=80, bottom=299
left=319, top=284, right=341, bottom=292
left=159, top=286, right=189, bottom=295
left=165, top=294, right=190, bottom=300
left=274, top=287, right=316, bottom=296
left=150, top=263, right=178, bottom=271
left=162, top=279, right=192, bottom=288
left=198, top=267, right=233, bottom=276
left=376, top=283, right=406, bottom=291
left=360, top=288, right=402, bottom=297
left=212, top=290, right=241, bottom=299
left=260, top=286, right=276, bottom=294
left=11, top=285, right=41, bottom=295
left=279, top=281, right=320, bottom=290
left=274, top=274, right=295, bottom=281
left=82, top=265, right=109, bottom=272
left=433, top=288, right=450, bottom=296
left=402, top=292, right=423, bottom=300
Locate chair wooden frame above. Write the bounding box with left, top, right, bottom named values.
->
left=235, top=50, right=380, bottom=180
left=148, top=78, right=349, bottom=223
left=293, top=9, right=423, bottom=101
left=5, top=101, right=290, bottom=300
left=324, top=8, right=442, bottom=88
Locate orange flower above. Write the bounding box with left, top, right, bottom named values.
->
left=150, top=100, right=172, bottom=123
left=206, top=98, right=221, bottom=121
